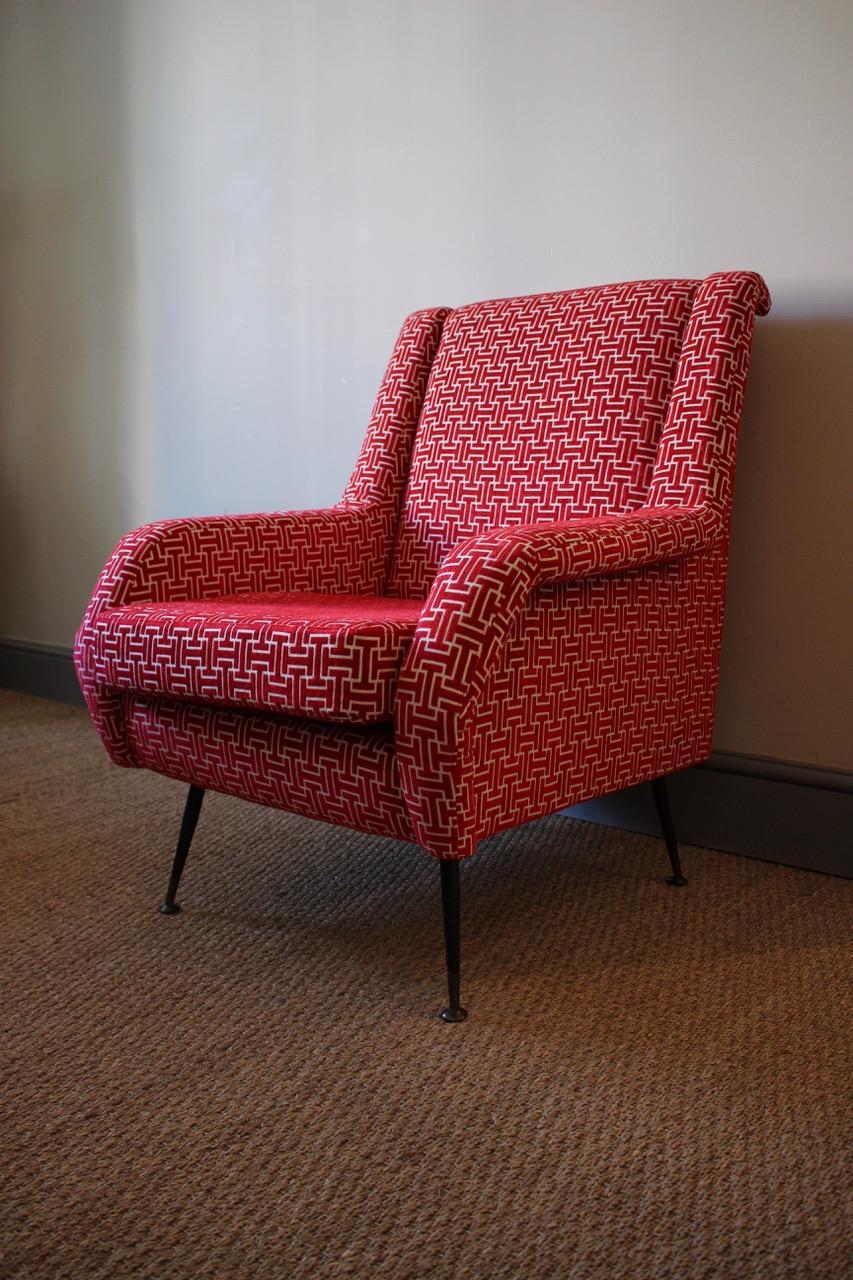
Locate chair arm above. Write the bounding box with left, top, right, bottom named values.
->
left=79, top=503, right=388, bottom=625
left=74, top=502, right=388, bottom=766
left=402, top=504, right=717, bottom=707
left=394, top=504, right=720, bottom=855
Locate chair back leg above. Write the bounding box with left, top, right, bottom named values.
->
left=650, top=777, right=688, bottom=886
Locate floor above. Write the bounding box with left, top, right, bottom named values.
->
left=1, top=691, right=851, bottom=1279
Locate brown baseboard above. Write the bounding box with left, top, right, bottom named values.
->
left=0, top=638, right=83, bottom=706
left=563, top=761, right=851, bottom=878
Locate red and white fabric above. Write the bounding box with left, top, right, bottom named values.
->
left=75, top=271, right=770, bottom=859
left=124, top=697, right=414, bottom=843
left=84, top=593, right=422, bottom=724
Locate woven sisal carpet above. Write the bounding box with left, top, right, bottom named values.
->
left=1, top=691, right=850, bottom=1279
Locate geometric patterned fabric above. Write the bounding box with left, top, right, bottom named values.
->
left=84, top=593, right=421, bottom=724
left=75, top=272, right=771, bottom=858
left=389, top=279, right=697, bottom=595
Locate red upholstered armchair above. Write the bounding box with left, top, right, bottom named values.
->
left=75, top=271, right=770, bottom=1021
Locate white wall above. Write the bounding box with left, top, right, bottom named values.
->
left=1, top=0, right=851, bottom=768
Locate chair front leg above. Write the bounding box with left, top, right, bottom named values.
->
left=159, top=785, right=205, bottom=915
left=439, top=860, right=468, bottom=1023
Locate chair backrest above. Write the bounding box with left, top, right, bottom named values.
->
left=386, top=280, right=698, bottom=596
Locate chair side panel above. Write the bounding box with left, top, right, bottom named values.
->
left=467, top=549, right=726, bottom=847
left=400, top=548, right=726, bottom=859
left=342, top=306, right=449, bottom=590
left=648, top=270, right=769, bottom=514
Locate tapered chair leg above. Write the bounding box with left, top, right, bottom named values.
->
left=439, top=860, right=468, bottom=1023
left=650, top=776, right=687, bottom=886
left=159, top=785, right=205, bottom=915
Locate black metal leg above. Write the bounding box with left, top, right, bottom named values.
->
left=439, top=860, right=468, bottom=1023
left=159, top=785, right=205, bottom=915
left=650, top=776, right=687, bottom=886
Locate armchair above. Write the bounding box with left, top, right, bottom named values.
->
left=75, top=272, right=770, bottom=1021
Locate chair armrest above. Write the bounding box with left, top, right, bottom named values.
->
left=74, top=503, right=389, bottom=766
left=445, top=501, right=714, bottom=584
left=79, top=503, right=388, bottom=625
left=403, top=504, right=717, bottom=704
left=394, top=504, right=719, bottom=855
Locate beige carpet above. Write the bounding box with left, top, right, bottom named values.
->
left=1, top=691, right=850, bottom=1279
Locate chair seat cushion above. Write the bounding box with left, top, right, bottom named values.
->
left=84, top=592, right=424, bottom=724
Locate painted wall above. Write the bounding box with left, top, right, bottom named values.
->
left=1, top=0, right=851, bottom=769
